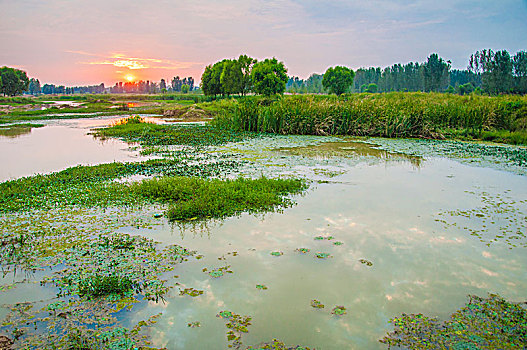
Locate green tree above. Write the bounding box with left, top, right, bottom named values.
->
left=28, top=78, right=41, bottom=95
left=513, top=51, right=527, bottom=94
left=201, top=63, right=223, bottom=97
left=181, top=84, right=190, bottom=93
left=365, top=83, right=378, bottom=93
left=238, top=55, right=256, bottom=96
left=0, top=67, right=30, bottom=96
left=220, top=59, right=243, bottom=96
left=250, top=58, right=288, bottom=96
left=423, top=54, right=450, bottom=92
left=322, top=66, right=355, bottom=95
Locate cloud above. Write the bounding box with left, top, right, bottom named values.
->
left=68, top=51, right=202, bottom=70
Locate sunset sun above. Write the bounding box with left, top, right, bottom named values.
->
left=125, top=74, right=135, bottom=82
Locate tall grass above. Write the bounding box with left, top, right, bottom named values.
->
left=211, top=93, right=527, bottom=143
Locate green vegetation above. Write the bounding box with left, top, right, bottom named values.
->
left=0, top=66, right=29, bottom=96
left=135, top=176, right=306, bottom=221
left=381, top=294, right=527, bottom=349
left=0, top=156, right=242, bottom=212
left=93, top=115, right=251, bottom=146
left=201, top=56, right=287, bottom=97
left=322, top=66, right=355, bottom=95
left=0, top=123, right=44, bottom=137
left=211, top=93, right=527, bottom=144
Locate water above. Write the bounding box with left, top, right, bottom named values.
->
left=1, top=125, right=526, bottom=349
left=0, top=116, right=156, bottom=181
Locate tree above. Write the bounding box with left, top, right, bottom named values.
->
left=220, top=59, right=243, bottom=96
left=201, top=63, right=223, bottom=97
left=250, top=58, right=288, bottom=96
left=0, top=67, right=29, bottom=96
left=513, top=51, right=527, bottom=94
left=160, top=79, right=166, bottom=92
left=238, top=55, right=256, bottom=96
left=322, top=66, right=355, bottom=95
left=422, top=53, right=450, bottom=92
left=365, top=83, right=378, bottom=93
left=28, top=78, right=41, bottom=95
left=469, top=49, right=513, bottom=94
left=181, top=84, right=190, bottom=93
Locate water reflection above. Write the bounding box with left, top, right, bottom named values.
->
left=276, top=140, right=422, bottom=167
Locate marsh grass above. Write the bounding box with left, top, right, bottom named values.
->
left=211, top=93, right=527, bottom=144
left=134, top=176, right=307, bottom=221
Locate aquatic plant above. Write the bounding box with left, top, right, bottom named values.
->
left=136, top=176, right=306, bottom=222
left=188, top=321, right=201, bottom=328
left=270, top=251, right=283, bottom=257
left=203, top=266, right=233, bottom=278
left=380, top=294, right=527, bottom=349
left=246, top=339, right=314, bottom=350
left=310, top=300, right=324, bottom=309
left=76, top=274, right=140, bottom=299
left=315, top=252, right=331, bottom=259
left=256, top=284, right=268, bottom=290
left=217, top=310, right=252, bottom=348
left=359, top=259, right=373, bottom=266
left=295, top=248, right=310, bottom=254
left=180, top=288, right=204, bottom=297
left=331, top=306, right=347, bottom=316
left=333, top=241, right=344, bottom=246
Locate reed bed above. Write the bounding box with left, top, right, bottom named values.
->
left=211, top=93, right=527, bottom=142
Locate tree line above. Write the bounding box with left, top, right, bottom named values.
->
left=200, top=55, right=288, bottom=97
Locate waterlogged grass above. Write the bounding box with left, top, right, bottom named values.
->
left=211, top=93, right=527, bottom=144
left=135, top=176, right=307, bottom=221
left=381, top=294, right=527, bottom=349
left=92, top=115, right=252, bottom=146
left=0, top=155, right=242, bottom=212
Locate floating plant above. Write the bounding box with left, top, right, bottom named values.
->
left=203, top=266, right=233, bottom=278
left=311, top=300, right=325, bottom=309
left=187, top=321, right=201, bottom=328
left=256, top=284, right=268, bottom=290
left=333, top=241, right=344, bottom=246
left=315, top=252, right=332, bottom=259
left=270, top=251, right=283, bottom=257
left=216, top=310, right=252, bottom=348
left=295, top=248, right=310, bottom=254
left=314, top=235, right=334, bottom=241
left=359, top=259, right=373, bottom=266
left=179, top=288, right=204, bottom=297
left=246, top=339, right=314, bottom=349
left=381, top=294, right=527, bottom=349
left=332, top=306, right=347, bottom=316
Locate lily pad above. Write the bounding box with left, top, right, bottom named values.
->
left=256, top=284, right=268, bottom=290
left=315, top=252, right=332, bottom=259
left=270, top=251, right=283, bottom=257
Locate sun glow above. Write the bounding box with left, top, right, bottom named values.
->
left=125, top=74, right=135, bottom=82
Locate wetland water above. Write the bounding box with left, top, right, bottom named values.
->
left=1, top=117, right=526, bottom=349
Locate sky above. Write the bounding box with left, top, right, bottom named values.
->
left=1, top=0, right=526, bottom=86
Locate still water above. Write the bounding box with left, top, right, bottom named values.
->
left=1, top=119, right=526, bottom=349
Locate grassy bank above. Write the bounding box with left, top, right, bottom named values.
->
left=210, top=93, right=527, bottom=144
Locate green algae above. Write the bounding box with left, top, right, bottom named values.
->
left=331, top=306, right=347, bottom=316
